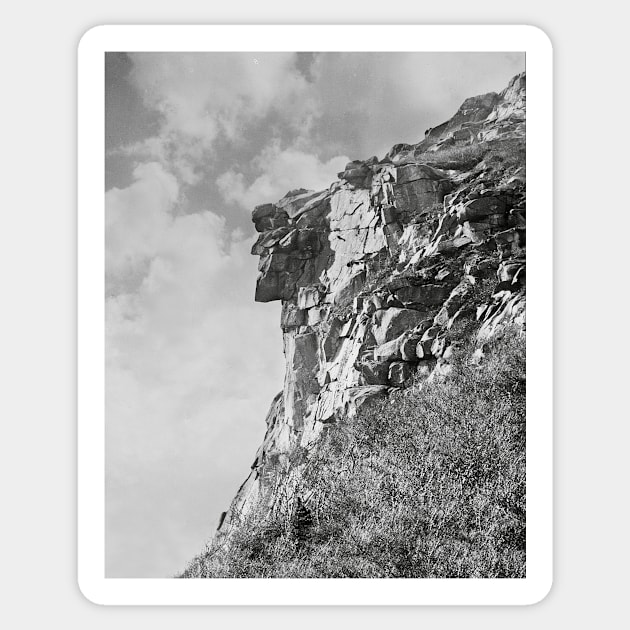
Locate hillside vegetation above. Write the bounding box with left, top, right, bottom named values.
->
left=181, top=327, right=525, bottom=579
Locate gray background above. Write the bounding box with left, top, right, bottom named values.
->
left=1, top=0, right=625, bottom=626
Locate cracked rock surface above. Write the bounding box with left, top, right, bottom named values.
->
left=217, top=72, right=527, bottom=535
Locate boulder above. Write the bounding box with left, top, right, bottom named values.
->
left=436, top=236, right=473, bottom=254
left=251, top=234, right=268, bottom=256
left=252, top=203, right=276, bottom=223
left=393, top=283, right=451, bottom=308
left=373, top=336, right=404, bottom=362
left=421, top=325, right=441, bottom=342
left=314, top=388, right=337, bottom=423
left=363, top=226, right=388, bottom=254
left=307, top=305, right=330, bottom=326
left=416, top=359, right=437, bottom=378
left=461, top=221, right=492, bottom=242
left=344, top=160, right=364, bottom=171
left=442, top=344, right=461, bottom=362
left=435, top=267, right=453, bottom=282
left=512, top=265, right=526, bottom=287
left=498, top=260, right=525, bottom=283
left=456, top=196, right=508, bottom=223
left=416, top=338, right=435, bottom=359
left=344, top=385, right=389, bottom=417
left=384, top=143, right=413, bottom=161
left=388, top=361, right=413, bottom=387
left=433, top=307, right=450, bottom=327
left=364, top=294, right=384, bottom=315
left=357, top=359, right=390, bottom=386
left=494, top=228, right=525, bottom=247
left=254, top=213, right=290, bottom=232
left=294, top=229, right=321, bottom=257
left=371, top=308, right=427, bottom=345
left=276, top=189, right=328, bottom=220
left=258, top=225, right=292, bottom=249
left=442, top=280, right=474, bottom=315
left=433, top=359, right=453, bottom=378
left=400, top=335, right=423, bottom=362
left=281, top=303, right=306, bottom=329
left=431, top=336, right=447, bottom=358
left=393, top=179, right=446, bottom=218
left=322, top=318, right=344, bottom=360
left=484, top=213, right=509, bottom=228
left=297, top=286, right=321, bottom=309
left=332, top=270, right=366, bottom=307
left=395, top=163, right=447, bottom=185
left=296, top=198, right=330, bottom=228
left=255, top=271, right=283, bottom=303
left=339, top=162, right=372, bottom=187
left=261, top=252, right=295, bottom=273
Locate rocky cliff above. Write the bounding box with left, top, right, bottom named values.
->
left=216, top=72, right=526, bottom=537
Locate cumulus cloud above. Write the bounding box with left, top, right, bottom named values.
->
left=118, top=52, right=318, bottom=184
left=105, top=160, right=285, bottom=577
left=217, top=143, right=349, bottom=210
left=105, top=162, right=179, bottom=292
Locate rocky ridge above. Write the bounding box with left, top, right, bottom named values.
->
left=216, top=72, right=526, bottom=535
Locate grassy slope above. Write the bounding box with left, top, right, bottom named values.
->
left=181, top=327, right=526, bottom=579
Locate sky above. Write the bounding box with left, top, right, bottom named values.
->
left=105, top=51, right=525, bottom=577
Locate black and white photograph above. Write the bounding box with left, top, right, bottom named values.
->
left=104, top=46, right=529, bottom=581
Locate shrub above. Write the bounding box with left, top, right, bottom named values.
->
left=181, top=327, right=525, bottom=579
left=482, top=139, right=526, bottom=179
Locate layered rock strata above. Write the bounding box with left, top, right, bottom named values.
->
left=218, top=72, right=527, bottom=534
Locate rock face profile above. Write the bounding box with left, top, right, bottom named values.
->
left=216, top=73, right=527, bottom=537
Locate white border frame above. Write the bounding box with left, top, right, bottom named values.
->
left=78, top=24, right=552, bottom=606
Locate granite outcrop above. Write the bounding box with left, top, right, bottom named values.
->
left=217, top=72, right=527, bottom=534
